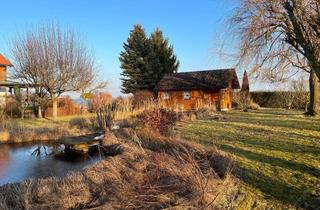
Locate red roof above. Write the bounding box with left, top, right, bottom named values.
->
left=0, top=54, right=13, bottom=67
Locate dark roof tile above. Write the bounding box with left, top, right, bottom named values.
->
left=155, top=68, right=240, bottom=91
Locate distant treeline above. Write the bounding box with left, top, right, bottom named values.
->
left=250, top=91, right=309, bottom=110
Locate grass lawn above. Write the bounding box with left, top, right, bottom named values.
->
left=176, top=108, right=320, bottom=209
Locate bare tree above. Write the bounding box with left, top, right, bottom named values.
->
left=229, top=0, right=320, bottom=115
left=10, top=22, right=105, bottom=120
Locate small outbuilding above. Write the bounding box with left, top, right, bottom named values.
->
left=155, top=68, right=240, bottom=111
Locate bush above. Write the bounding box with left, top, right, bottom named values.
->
left=89, top=92, right=112, bottom=112
left=251, top=91, right=309, bottom=109
left=132, top=90, right=155, bottom=108
left=4, top=96, right=21, bottom=117
left=69, top=117, right=92, bottom=130
left=138, top=108, right=178, bottom=135
left=232, top=91, right=252, bottom=111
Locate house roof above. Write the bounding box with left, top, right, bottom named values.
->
left=155, top=68, right=240, bottom=91
left=0, top=54, right=13, bottom=67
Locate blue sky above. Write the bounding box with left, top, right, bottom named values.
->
left=0, top=0, right=257, bottom=97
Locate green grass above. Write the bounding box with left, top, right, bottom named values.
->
left=176, top=108, right=320, bottom=209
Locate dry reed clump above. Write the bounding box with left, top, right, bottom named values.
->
left=133, top=128, right=234, bottom=178
left=0, top=120, right=92, bottom=143
left=8, top=126, right=71, bottom=143
left=0, top=128, right=238, bottom=209
left=68, top=117, right=94, bottom=130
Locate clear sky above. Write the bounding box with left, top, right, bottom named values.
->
left=0, top=0, right=261, bottom=97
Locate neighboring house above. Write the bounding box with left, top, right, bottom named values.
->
left=155, top=69, right=240, bottom=111
left=0, top=54, right=13, bottom=106
left=0, top=53, right=36, bottom=109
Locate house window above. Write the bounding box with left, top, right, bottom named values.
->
left=183, top=91, right=191, bottom=100
left=164, top=92, right=171, bottom=100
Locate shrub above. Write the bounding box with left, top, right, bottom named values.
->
left=132, top=90, right=155, bottom=108
left=232, top=91, right=252, bottom=111
left=138, top=108, right=178, bottom=135
left=4, top=96, right=21, bottom=118
left=89, top=92, right=112, bottom=112
left=69, top=117, right=92, bottom=130
left=45, top=96, right=81, bottom=117
left=251, top=91, right=309, bottom=109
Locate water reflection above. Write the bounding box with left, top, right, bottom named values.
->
left=0, top=142, right=101, bottom=186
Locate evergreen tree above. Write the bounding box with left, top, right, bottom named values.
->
left=119, top=24, right=153, bottom=94
left=241, top=70, right=250, bottom=94
left=120, top=25, right=179, bottom=94
left=149, top=28, right=179, bottom=89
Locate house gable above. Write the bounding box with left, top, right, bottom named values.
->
left=0, top=54, right=12, bottom=82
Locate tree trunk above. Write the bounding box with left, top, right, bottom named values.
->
left=52, top=96, right=58, bottom=121
left=38, top=105, right=42, bottom=118
left=21, top=108, right=24, bottom=119
left=308, top=69, right=320, bottom=116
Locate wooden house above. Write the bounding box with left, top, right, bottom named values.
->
left=155, top=69, right=240, bottom=111
left=0, top=54, right=13, bottom=105
left=0, top=54, right=37, bottom=108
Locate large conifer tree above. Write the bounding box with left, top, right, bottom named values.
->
left=119, top=25, right=153, bottom=94
left=149, top=28, right=179, bottom=89
left=120, top=25, right=179, bottom=94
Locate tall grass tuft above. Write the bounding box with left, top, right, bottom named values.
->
left=96, top=103, right=116, bottom=130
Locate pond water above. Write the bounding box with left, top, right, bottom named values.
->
left=0, top=142, right=102, bottom=186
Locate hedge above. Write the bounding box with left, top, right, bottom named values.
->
left=250, top=91, right=309, bottom=110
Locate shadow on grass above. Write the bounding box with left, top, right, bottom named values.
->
left=248, top=109, right=303, bottom=116
left=226, top=115, right=320, bottom=132
left=220, top=144, right=320, bottom=179
left=215, top=128, right=320, bottom=157
left=220, top=144, right=320, bottom=209
left=189, top=121, right=320, bottom=157
left=236, top=165, right=320, bottom=209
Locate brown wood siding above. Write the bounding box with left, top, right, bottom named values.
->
left=219, top=88, right=232, bottom=110
left=158, top=89, right=233, bottom=111
left=0, top=67, right=6, bottom=81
